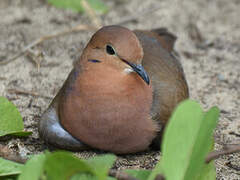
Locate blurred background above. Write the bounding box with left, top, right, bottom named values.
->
left=0, top=0, right=239, bottom=179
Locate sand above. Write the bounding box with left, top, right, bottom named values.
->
left=0, top=0, right=239, bottom=179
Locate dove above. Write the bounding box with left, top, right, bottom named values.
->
left=38, top=25, right=189, bottom=154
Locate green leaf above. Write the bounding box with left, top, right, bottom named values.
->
left=71, top=174, right=116, bottom=180
left=9, top=132, right=32, bottom=137
left=148, top=100, right=219, bottom=180
left=44, top=151, right=95, bottom=180
left=87, top=0, right=108, bottom=14
left=0, top=97, right=31, bottom=137
left=190, top=107, right=219, bottom=180
left=18, top=153, right=46, bottom=180
left=0, top=158, right=23, bottom=177
left=195, top=161, right=216, bottom=180
left=71, top=173, right=98, bottom=180
left=47, top=0, right=83, bottom=12
left=193, top=132, right=216, bottom=180
left=124, top=169, right=151, bottom=180
left=71, top=154, right=116, bottom=180
left=88, top=0, right=108, bottom=14
left=47, top=0, right=108, bottom=14
left=87, top=154, right=116, bottom=180
left=0, top=177, right=18, bottom=180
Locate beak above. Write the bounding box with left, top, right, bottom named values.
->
left=122, top=60, right=150, bottom=85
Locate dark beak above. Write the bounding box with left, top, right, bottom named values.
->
left=122, top=60, right=150, bottom=85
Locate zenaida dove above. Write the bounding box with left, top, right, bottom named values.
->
left=38, top=25, right=189, bottom=154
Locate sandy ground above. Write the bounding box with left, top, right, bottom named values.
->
left=0, top=0, right=239, bottom=179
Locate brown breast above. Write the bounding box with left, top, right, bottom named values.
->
left=59, top=63, right=158, bottom=154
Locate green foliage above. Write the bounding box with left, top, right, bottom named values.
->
left=71, top=173, right=99, bottom=180
left=0, top=158, right=23, bottom=177
left=148, top=100, right=219, bottom=180
left=47, top=0, right=108, bottom=14
left=87, top=154, right=116, bottom=180
left=18, top=154, right=46, bottom=180
left=0, top=97, right=31, bottom=137
left=71, top=174, right=116, bottom=180
left=0, top=152, right=116, bottom=180
left=44, top=151, right=96, bottom=180
left=43, top=152, right=115, bottom=180
left=124, top=169, right=151, bottom=180
left=194, top=160, right=216, bottom=180
left=0, top=99, right=220, bottom=180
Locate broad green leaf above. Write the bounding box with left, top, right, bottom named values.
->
left=71, top=174, right=98, bottom=180
left=87, top=0, right=108, bottom=14
left=148, top=100, right=219, bottom=180
left=87, top=154, right=116, bottom=180
left=9, top=132, right=32, bottom=137
left=195, top=161, right=216, bottom=180
left=71, top=154, right=116, bottom=180
left=188, top=107, right=219, bottom=180
left=18, top=153, right=46, bottom=180
left=0, top=175, right=17, bottom=180
left=71, top=174, right=116, bottom=180
left=47, top=0, right=108, bottom=14
left=0, top=157, right=23, bottom=177
left=194, top=133, right=216, bottom=180
left=124, top=169, right=151, bottom=180
left=44, top=151, right=94, bottom=180
left=0, top=97, right=31, bottom=137
left=47, top=0, right=83, bottom=12
left=0, top=176, right=18, bottom=180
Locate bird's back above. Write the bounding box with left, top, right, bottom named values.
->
left=134, top=29, right=189, bottom=126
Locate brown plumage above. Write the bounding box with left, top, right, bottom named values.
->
left=38, top=25, right=189, bottom=154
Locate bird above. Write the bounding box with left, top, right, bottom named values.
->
left=38, top=25, right=189, bottom=154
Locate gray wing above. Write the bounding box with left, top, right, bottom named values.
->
left=134, top=29, right=189, bottom=149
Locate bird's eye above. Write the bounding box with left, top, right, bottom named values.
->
left=106, top=45, right=115, bottom=55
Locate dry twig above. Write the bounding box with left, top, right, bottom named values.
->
left=206, top=144, right=240, bottom=163
left=0, top=3, right=162, bottom=66
left=108, top=169, right=138, bottom=180
left=26, top=48, right=44, bottom=71
left=0, top=77, right=7, bottom=80
left=7, top=88, right=53, bottom=99
left=0, top=24, right=97, bottom=65
left=81, top=0, right=102, bottom=28
left=0, top=149, right=139, bottom=180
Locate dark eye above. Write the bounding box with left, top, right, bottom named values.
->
left=106, top=45, right=115, bottom=55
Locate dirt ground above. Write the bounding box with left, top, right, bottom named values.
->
left=0, top=0, right=239, bottom=179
